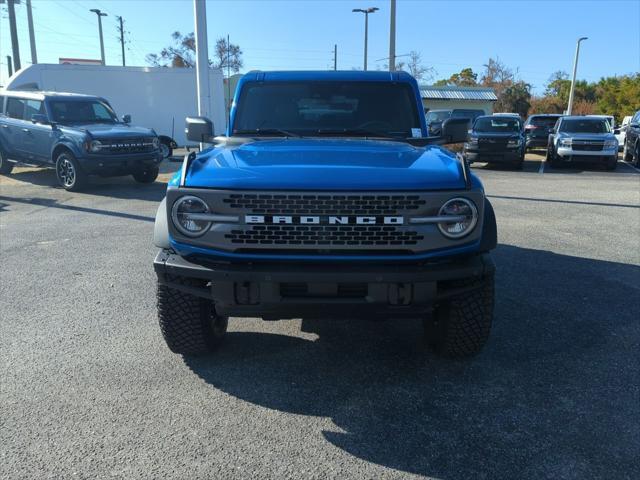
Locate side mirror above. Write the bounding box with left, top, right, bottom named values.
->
left=31, top=113, right=49, bottom=125
left=122, top=114, right=131, bottom=124
left=613, top=128, right=621, bottom=135
left=630, top=123, right=640, bottom=129
left=441, top=117, right=471, bottom=144
left=186, top=116, right=214, bottom=143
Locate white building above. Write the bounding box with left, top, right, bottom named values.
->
left=420, top=85, right=498, bottom=114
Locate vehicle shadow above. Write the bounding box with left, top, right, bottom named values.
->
left=183, top=244, right=640, bottom=479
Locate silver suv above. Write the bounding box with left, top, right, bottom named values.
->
left=546, top=116, right=618, bottom=170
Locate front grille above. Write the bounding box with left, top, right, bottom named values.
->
left=478, top=138, right=508, bottom=150
left=572, top=141, right=604, bottom=151
left=225, top=224, right=424, bottom=247
left=100, top=138, right=156, bottom=154
left=223, top=194, right=425, bottom=215
left=280, top=282, right=368, bottom=298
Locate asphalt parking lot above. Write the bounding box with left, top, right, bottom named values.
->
left=1, top=152, right=639, bottom=479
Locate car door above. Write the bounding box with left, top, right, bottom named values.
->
left=2, top=97, right=28, bottom=159
left=23, top=99, right=55, bottom=163
left=629, top=112, right=640, bottom=148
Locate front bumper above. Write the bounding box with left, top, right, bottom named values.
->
left=525, top=137, right=548, bottom=149
left=464, top=148, right=522, bottom=164
left=556, top=146, right=617, bottom=162
left=78, top=151, right=163, bottom=175
left=154, top=249, right=495, bottom=318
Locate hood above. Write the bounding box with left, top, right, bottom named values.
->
left=61, top=123, right=155, bottom=139
left=557, top=132, right=615, bottom=141
left=182, top=138, right=469, bottom=191
left=471, top=132, right=520, bottom=139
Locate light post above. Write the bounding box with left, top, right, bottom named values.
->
left=90, top=8, right=108, bottom=65
left=567, top=36, right=588, bottom=115
left=352, top=7, right=378, bottom=71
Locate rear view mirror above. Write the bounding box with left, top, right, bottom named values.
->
left=122, top=114, right=131, bottom=123
left=441, top=117, right=470, bottom=144
left=614, top=128, right=621, bottom=135
left=31, top=114, right=48, bottom=125
left=186, top=116, right=214, bottom=143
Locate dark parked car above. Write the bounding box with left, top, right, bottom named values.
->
left=0, top=91, right=162, bottom=190
left=622, top=110, right=640, bottom=166
left=463, top=115, right=525, bottom=169
left=425, top=108, right=485, bottom=137
left=523, top=114, right=562, bottom=151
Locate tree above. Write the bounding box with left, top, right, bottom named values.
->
left=481, top=57, right=515, bottom=86
left=147, top=32, right=243, bottom=73
left=405, top=51, right=434, bottom=82
left=433, top=68, right=478, bottom=87
left=498, top=81, right=532, bottom=117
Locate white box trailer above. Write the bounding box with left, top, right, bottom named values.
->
left=4, top=64, right=226, bottom=150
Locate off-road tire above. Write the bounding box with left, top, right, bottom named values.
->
left=157, top=276, right=228, bottom=355
left=55, top=151, right=87, bottom=191
left=0, top=150, right=14, bottom=175
left=159, top=139, right=173, bottom=159
left=424, top=274, right=494, bottom=358
left=132, top=166, right=159, bottom=184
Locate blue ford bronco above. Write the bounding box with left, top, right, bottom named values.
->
left=153, top=71, right=497, bottom=358
left=0, top=91, right=162, bottom=190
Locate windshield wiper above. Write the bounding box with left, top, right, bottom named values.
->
left=234, top=128, right=301, bottom=138
left=315, top=128, right=398, bottom=138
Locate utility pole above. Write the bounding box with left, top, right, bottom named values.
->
left=193, top=0, right=210, bottom=148
left=227, top=34, right=231, bottom=127
left=7, top=0, right=21, bottom=71
left=567, top=37, right=588, bottom=115
left=352, top=7, right=378, bottom=71
left=26, top=0, right=37, bottom=64
left=116, top=16, right=126, bottom=66
left=333, top=44, right=337, bottom=70
left=388, top=0, right=396, bottom=71
left=90, top=9, right=108, bottom=65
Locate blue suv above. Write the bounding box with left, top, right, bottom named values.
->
left=0, top=91, right=162, bottom=191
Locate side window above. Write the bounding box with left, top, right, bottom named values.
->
left=0, top=95, right=5, bottom=115
left=25, top=100, right=44, bottom=120
left=633, top=112, right=640, bottom=124
left=92, top=102, right=113, bottom=121
left=6, top=97, right=26, bottom=120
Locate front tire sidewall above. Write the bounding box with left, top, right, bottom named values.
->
left=0, top=150, right=14, bottom=174
left=132, top=166, right=159, bottom=184
left=55, top=152, right=86, bottom=191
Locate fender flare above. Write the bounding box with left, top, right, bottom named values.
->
left=158, top=135, right=178, bottom=149
left=479, top=197, right=497, bottom=253
left=153, top=197, right=171, bottom=249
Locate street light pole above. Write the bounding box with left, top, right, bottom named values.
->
left=352, top=7, right=378, bottom=71
left=389, top=0, right=396, bottom=71
left=567, top=36, right=588, bottom=115
left=90, top=9, right=108, bottom=65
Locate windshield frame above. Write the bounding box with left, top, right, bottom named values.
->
left=230, top=80, right=424, bottom=139
left=472, top=116, right=522, bottom=133
left=48, top=99, right=119, bottom=125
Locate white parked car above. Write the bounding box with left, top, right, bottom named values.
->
left=616, top=116, right=633, bottom=150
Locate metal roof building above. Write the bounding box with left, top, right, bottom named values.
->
left=419, top=85, right=498, bottom=114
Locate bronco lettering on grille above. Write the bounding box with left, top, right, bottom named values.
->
left=245, top=215, right=404, bottom=225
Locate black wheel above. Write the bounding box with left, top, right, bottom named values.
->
left=132, top=166, right=159, bottom=184
left=55, top=151, right=87, bottom=191
left=157, top=276, right=228, bottom=355
left=0, top=150, right=14, bottom=175
left=159, top=139, right=173, bottom=160
left=514, top=150, right=525, bottom=170
left=424, top=274, right=494, bottom=358
left=605, top=156, right=617, bottom=171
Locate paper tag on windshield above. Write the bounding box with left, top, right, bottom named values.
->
left=411, top=128, right=422, bottom=138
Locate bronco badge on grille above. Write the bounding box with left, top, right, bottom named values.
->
left=245, top=215, right=405, bottom=225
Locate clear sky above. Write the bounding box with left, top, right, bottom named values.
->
left=1, top=0, right=639, bottom=93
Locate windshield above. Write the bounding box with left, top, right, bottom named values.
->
left=49, top=100, right=118, bottom=124
left=425, top=111, right=451, bottom=123
left=473, top=117, right=521, bottom=133
left=530, top=116, right=560, bottom=127
left=559, top=119, right=610, bottom=133
left=233, top=81, right=421, bottom=138
left=452, top=110, right=483, bottom=119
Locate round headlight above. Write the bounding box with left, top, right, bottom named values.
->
left=152, top=137, right=160, bottom=149
left=89, top=140, right=103, bottom=152
left=437, top=198, right=478, bottom=239
left=171, top=196, right=211, bottom=237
